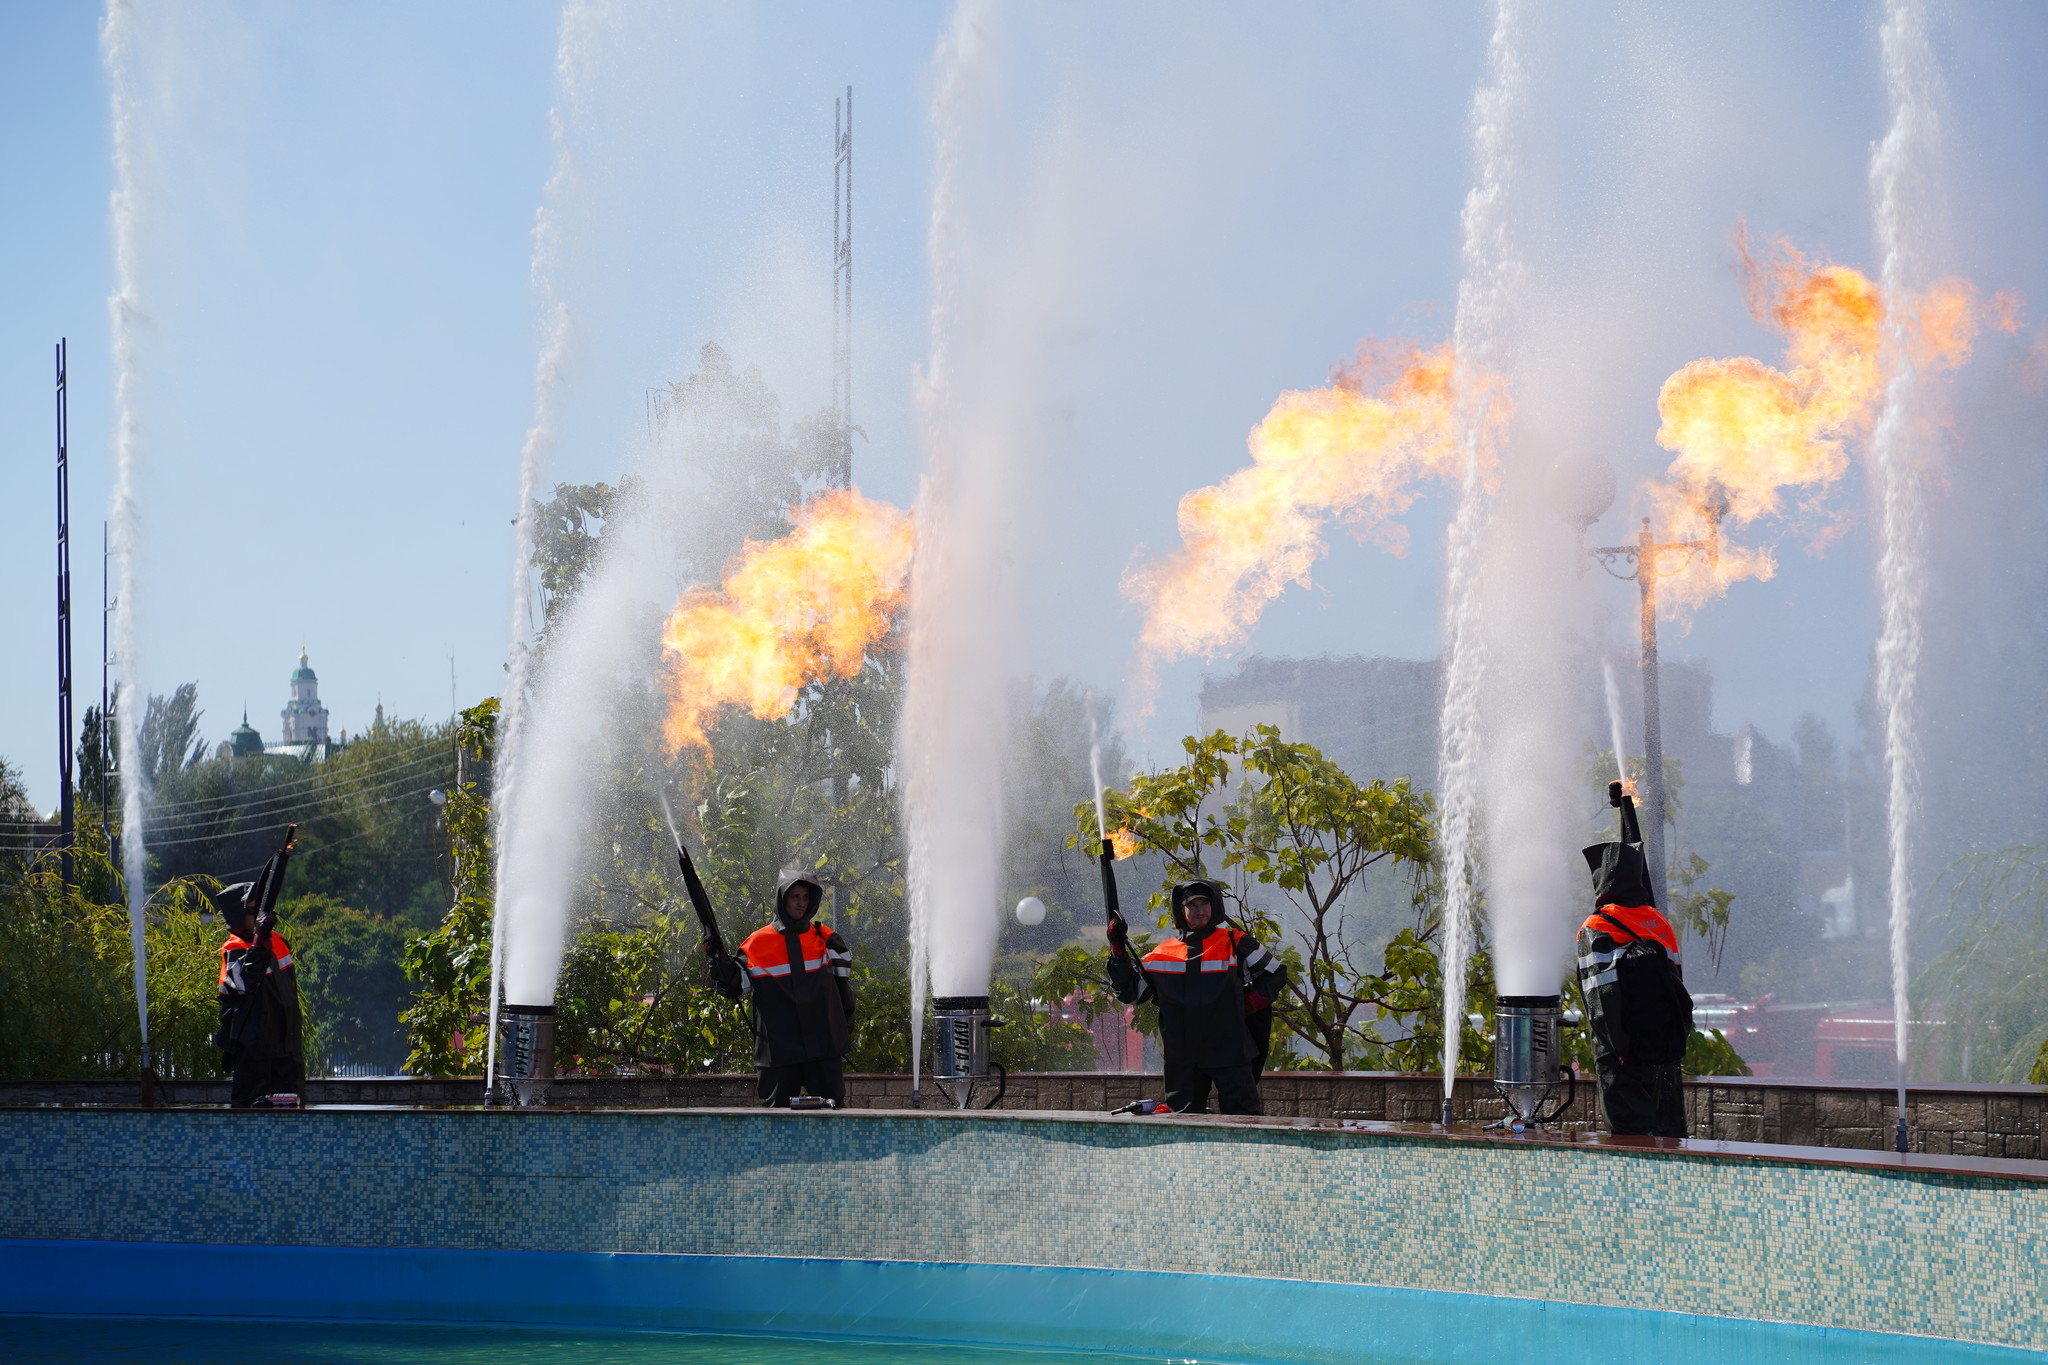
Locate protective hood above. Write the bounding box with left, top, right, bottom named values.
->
left=214, top=881, right=256, bottom=922
left=1582, top=841, right=1656, bottom=910
left=1169, top=880, right=1229, bottom=934
left=774, top=874, right=826, bottom=928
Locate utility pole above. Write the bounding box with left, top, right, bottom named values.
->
left=55, top=340, right=75, bottom=888
left=832, top=85, right=854, bottom=488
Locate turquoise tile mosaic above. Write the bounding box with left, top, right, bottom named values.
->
left=4, top=1109, right=2044, bottom=1352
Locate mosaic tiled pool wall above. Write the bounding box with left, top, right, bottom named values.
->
left=3, top=1109, right=2044, bottom=1353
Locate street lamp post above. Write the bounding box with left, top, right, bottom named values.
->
left=1582, top=511, right=1723, bottom=914
left=1549, top=455, right=1723, bottom=915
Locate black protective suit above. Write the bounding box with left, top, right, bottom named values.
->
left=1577, top=805, right=1693, bottom=1139
left=213, top=883, right=305, bottom=1109
left=713, top=875, right=856, bottom=1107
left=1108, top=880, right=1286, bottom=1115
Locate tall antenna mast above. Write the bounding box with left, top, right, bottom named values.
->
left=832, top=85, right=854, bottom=488
left=56, top=339, right=75, bottom=888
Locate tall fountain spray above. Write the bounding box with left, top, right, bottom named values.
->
left=487, top=0, right=593, bottom=1099
left=1434, top=0, right=1526, bottom=1122
left=101, top=0, right=152, bottom=1081
left=902, top=0, right=1015, bottom=1103
left=1602, top=660, right=1628, bottom=787
left=1869, top=0, right=1939, bottom=1154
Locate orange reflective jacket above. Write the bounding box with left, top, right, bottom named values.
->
left=1141, top=927, right=1248, bottom=974
left=1582, top=904, right=1679, bottom=959
left=218, top=933, right=295, bottom=992
left=740, top=922, right=844, bottom=979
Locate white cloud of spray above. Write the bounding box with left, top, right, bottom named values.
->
left=101, top=0, right=153, bottom=1065
left=903, top=0, right=1018, bottom=1037
left=488, top=0, right=596, bottom=1061
left=1869, top=0, right=1940, bottom=1102
left=1437, top=0, right=1527, bottom=1075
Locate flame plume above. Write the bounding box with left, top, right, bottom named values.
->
left=1123, top=342, right=1471, bottom=708
left=660, top=488, right=913, bottom=752
left=1647, top=231, right=1997, bottom=610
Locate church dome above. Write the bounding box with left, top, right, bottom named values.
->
left=229, top=710, right=264, bottom=758
left=291, top=649, right=317, bottom=683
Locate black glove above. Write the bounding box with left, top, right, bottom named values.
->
left=255, top=909, right=277, bottom=934
left=1106, top=915, right=1129, bottom=954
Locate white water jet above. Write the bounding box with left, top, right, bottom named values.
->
left=488, top=0, right=593, bottom=1080
left=1601, top=660, right=1627, bottom=786
left=101, top=0, right=151, bottom=1070
left=902, top=0, right=1015, bottom=1087
left=1869, top=0, right=1939, bottom=1135
left=1435, top=0, right=1526, bottom=1101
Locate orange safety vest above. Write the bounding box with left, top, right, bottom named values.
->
left=740, top=922, right=839, bottom=979
left=1141, top=926, right=1247, bottom=974
left=1582, top=904, right=1679, bottom=959
left=218, top=933, right=295, bottom=990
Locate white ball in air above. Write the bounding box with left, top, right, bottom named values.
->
left=1015, top=896, right=1047, bottom=927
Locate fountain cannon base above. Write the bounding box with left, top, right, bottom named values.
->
left=494, top=1003, right=556, bottom=1107
left=930, top=995, right=1006, bottom=1109
left=1493, top=995, right=1574, bottom=1129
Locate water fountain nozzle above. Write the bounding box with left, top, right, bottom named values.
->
left=1493, top=995, right=1575, bottom=1129
left=930, top=995, right=1007, bottom=1109
left=493, top=1003, right=556, bottom=1107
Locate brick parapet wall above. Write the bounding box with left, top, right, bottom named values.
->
left=4, top=1072, right=2040, bottom=1157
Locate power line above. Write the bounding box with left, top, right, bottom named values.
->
left=138, top=747, right=449, bottom=820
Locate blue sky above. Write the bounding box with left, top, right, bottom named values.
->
left=3, top=3, right=2045, bottom=812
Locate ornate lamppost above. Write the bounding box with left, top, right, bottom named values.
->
left=1551, top=457, right=1725, bottom=913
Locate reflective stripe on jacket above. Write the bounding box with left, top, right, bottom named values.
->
left=1111, top=924, right=1283, bottom=1071
left=218, top=933, right=295, bottom=994
left=1576, top=903, right=1689, bottom=1065
left=738, top=921, right=854, bottom=1066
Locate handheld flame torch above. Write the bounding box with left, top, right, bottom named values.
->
left=657, top=786, right=730, bottom=964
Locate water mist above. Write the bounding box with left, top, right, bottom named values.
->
left=487, top=0, right=593, bottom=1093
left=1434, top=0, right=1527, bottom=1117
left=902, top=0, right=1017, bottom=1096
left=1869, top=0, right=1939, bottom=1152
left=101, top=0, right=152, bottom=1077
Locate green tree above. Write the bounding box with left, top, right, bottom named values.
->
left=284, top=893, right=414, bottom=1072
left=1072, top=726, right=1483, bottom=1072
left=400, top=699, right=497, bottom=1075
left=1916, top=844, right=2048, bottom=1083
left=136, top=683, right=206, bottom=787
left=0, top=822, right=222, bottom=1080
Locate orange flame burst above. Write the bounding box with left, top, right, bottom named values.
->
left=659, top=487, right=914, bottom=752
left=1108, top=828, right=1140, bottom=861
left=1122, top=342, right=1470, bottom=707
left=1647, top=230, right=1998, bottom=610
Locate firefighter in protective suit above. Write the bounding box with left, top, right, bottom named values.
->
left=213, top=882, right=305, bottom=1109
left=712, top=874, right=855, bottom=1107
left=1577, top=782, right=1693, bottom=1137
left=1108, top=880, right=1285, bottom=1115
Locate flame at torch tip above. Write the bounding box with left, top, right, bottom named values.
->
left=1108, top=828, right=1140, bottom=861
left=659, top=487, right=913, bottom=753
left=1645, top=232, right=2007, bottom=617
left=1122, top=341, right=1478, bottom=712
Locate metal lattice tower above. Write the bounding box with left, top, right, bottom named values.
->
left=55, top=339, right=75, bottom=887
left=832, top=85, right=854, bottom=488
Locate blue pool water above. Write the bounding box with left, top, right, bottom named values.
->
left=6, top=1318, right=1218, bottom=1365
left=3, top=1241, right=2039, bottom=1365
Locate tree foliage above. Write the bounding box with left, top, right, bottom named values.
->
left=1072, top=725, right=1490, bottom=1072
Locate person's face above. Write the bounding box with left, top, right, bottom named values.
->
left=1183, top=896, right=1213, bottom=930
left=785, top=884, right=813, bottom=919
